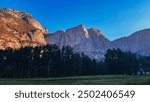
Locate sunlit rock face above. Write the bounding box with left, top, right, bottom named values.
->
left=45, top=25, right=110, bottom=59
left=0, top=8, right=48, bottom=49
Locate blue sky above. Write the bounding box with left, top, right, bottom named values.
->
left=0, top=0, right=150, bottom=40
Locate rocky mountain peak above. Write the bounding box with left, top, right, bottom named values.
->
left=88, top=28, right=107, bottom=39
left=46, top=24, right=110, bottom=59
left=0, top=8, right=31, bottom=17
left=66, top=24, right=89, bottom=38
left=0, top=8, right=47, bottom=49
left=76, top=24, right=87, bottom=30
left=0, top=8, right=48, bottom=34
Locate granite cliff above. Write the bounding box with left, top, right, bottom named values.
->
left=45, top=25, right=110, bottom=59
left=0, top=8, right=48, bottom=49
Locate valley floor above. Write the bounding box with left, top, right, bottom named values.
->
left=0, top=75, right=150, bottom=85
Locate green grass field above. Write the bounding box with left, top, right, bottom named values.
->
left=0, top=75, right=150, bottom=85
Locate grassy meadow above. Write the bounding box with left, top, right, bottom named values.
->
left=0, top=75, right=150, bottom=85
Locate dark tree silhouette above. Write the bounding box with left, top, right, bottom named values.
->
left=0, top=45, right=148, bottom=78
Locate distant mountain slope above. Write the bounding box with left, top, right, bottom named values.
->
left=0, top=8, right=48, bottom=49
left=111, top=28, right=150, bottom=56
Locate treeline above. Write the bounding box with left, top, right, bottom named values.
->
left=0, top=45, right=150, bottom=78
left=0, top=45, right=101, bottom=78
